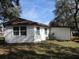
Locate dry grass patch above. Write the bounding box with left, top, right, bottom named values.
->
left=47, top=40, right=79, bottom=48
left=0, top=40, right=79, bottom=59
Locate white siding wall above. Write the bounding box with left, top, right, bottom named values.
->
left=34, top=26, right=49, bottom=42
left=4, top=26, right=34, bottom=43
left=50, top=27, right=71, bottom=40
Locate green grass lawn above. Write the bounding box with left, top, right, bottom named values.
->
left=0, top=40, right=79, bottom=59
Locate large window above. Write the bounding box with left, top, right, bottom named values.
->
left=45, top=28, right=47, bottom=35
left=13, top=27, right=19, bottom=35
left=36, top=27, right=40, bottom=35
left=13, top=26, right=27, bottom=36
left=20, top=26, right=27, bottom=35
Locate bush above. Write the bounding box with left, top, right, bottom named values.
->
left=48, top=35, right=56, bottom=40
left=71, top=37, right=79, bottom=42
left=0, top=37, right=5, bottom=44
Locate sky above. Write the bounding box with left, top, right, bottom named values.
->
left=20, top=0, right=55, bottom=25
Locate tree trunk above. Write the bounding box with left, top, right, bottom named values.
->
left=74, top=14, right=78, bottom=31
left=74, top=0, right=79, bottom=32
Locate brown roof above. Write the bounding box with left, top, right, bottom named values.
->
left=4, top=18, right=48, bottom=27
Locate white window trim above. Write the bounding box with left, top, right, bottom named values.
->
left=36, top=27, right=40, bottom=35
left=45, top=28, right=47, bottom=35
left=13, top=26, right=20, bottom=36
left=20, top=26, right=27, bottom=36
left=13, top=26, right=27, bottom=36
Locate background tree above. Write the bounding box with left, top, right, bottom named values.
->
left=74, top=0, right=79, bottom=32
left=0, top=0, right=20, bottom=22
left=50, top=0, right=79, bottom=32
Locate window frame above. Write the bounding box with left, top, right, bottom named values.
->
left=20, top=26, right=27, bottom=36
left=13, top=26, right=27, bottom=36
left=36, top=27, right=40, bottom=35
left=45, top=28, right=47, bottom=35
left=13, top=27, right=19, bottom=35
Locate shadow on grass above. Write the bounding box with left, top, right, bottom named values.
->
left=0, top=42, right=79, bottom=59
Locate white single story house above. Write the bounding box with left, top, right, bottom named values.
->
left=0, top=17, right=75, bottom=43
left=1, top=18, right=49, bottom=43
left=49, top=26, right=71, bottom=40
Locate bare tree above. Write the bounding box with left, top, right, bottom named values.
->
left=50, top=0, right=79, bottom=32
left=74, top=0, right=79, bottom=32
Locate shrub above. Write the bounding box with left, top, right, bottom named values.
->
left=0, top=37, right=5, bottom=44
